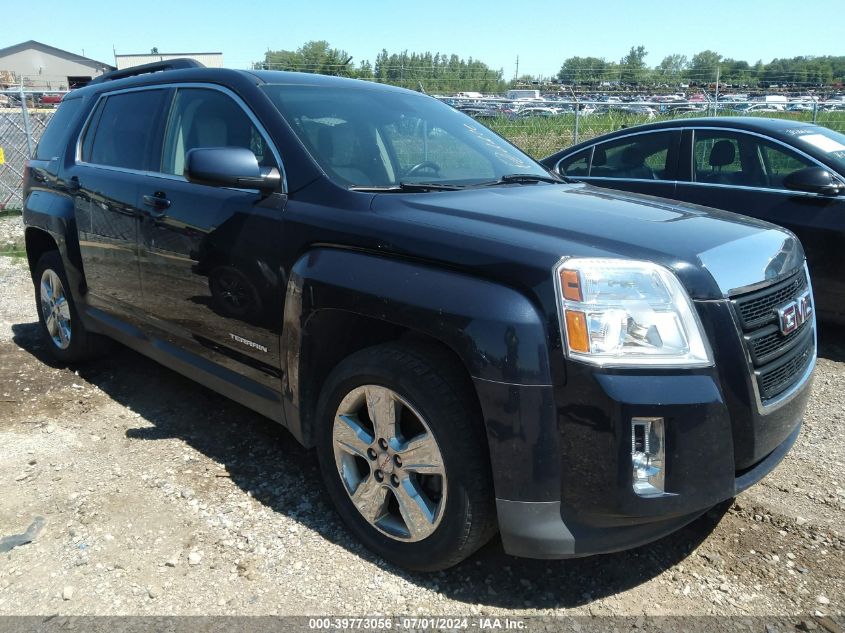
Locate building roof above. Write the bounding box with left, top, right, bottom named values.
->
left=0, top=40, right=115, bottom=70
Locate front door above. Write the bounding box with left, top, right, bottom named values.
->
left=136, top=86, right=287, bottom=390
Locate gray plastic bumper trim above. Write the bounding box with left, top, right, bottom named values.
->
left=496, top=499, right=575, bottom=558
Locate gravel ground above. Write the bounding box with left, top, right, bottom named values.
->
left=0, top=215, right=842, bottom=623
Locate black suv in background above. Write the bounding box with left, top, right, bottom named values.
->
left=23, top=60, right=815, bottom=571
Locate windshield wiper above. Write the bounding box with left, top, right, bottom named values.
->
left=472, top=173, right=565, bottom=187
left=349, top=182, right=465, bottom=193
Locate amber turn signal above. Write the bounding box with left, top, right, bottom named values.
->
left=560, top=269, right=583, bottom=302
left=565, top=309, right=590, bottom=352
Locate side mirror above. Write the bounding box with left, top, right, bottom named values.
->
left=185, top=147, right=281, bottom=194
left=783, top=166, right=844, bottom=197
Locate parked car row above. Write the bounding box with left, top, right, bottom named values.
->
left=0, top=91, right=66, bottom=108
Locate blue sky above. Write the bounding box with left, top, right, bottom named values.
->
left=4, top=0, right=841, bottom=77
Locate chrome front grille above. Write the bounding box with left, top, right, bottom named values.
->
left=735, top=273, right=807, bottom=330
left=731, top=269, right=815, bottom=405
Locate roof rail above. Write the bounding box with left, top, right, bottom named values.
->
left=89, top=58, right=205, bottom=85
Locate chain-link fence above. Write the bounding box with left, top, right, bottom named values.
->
left=448, top=98, right=845, bottom=157
left=0, top=89, right=62, bottom=210
left=1, top=89, right=845, bottom=209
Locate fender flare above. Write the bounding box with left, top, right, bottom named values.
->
left=22, top=191, right=85, bottom=295
left=280, top=246, right=554, bottom=440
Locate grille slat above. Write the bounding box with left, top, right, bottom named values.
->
left=734, top=274, right=808, bottom=331
left=758, top=340, right=815, bottom=400
left=731, top=270, right=814, bottom=403
left=746, top=321, right=808, bottom=366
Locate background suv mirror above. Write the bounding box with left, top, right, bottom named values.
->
left=783, top=166, right=844, bottom=196
left=185, top=147, right=279, bottom=194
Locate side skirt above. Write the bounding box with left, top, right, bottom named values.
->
left=84, top=307, right=287, bottom=427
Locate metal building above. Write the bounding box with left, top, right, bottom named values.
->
left=0, top=40, right=115, bottom=90
left=115, top=52, right=224, bottom=70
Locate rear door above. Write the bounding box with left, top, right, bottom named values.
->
left=68, top=87, right=170, bottom=317
left=554, top=129, right=681, bottom=200
left=135, top=85, right=287, bottom=391
left=674, top=128, right=845, bottom=320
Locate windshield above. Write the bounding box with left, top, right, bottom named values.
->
left=790, top=127, right=845, bottom=173
left=261, top=84, right=552, bottom=188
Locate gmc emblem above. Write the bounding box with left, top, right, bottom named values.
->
left=777, top=291, right=813, bottom=335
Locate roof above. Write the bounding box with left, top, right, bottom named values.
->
left=0, top=40, right=115, bottom=70
left=248, top=70, right=415, bottom=94
left=73, top=65, right=418, bottom=98
left=609, top=116, right=817, bottom=134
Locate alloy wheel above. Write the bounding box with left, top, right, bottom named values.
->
left=332, top=385, right=447, bottom=542
left=40, top=269, right=71, bottom=350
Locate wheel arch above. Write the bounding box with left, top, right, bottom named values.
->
left=280, top=247, right=554, bottom=448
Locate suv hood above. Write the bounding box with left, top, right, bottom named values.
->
left=369, top=183, right=804, bottom=300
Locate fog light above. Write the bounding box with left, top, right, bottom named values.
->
left=631, top=417, right=666, bottom=497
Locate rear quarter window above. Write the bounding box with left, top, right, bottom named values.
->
left=81, top=89, right=168, bottom=171
left=34, top=98, right=84, bottom=161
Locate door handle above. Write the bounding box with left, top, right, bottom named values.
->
left=142, top=192, right=171, bottom=217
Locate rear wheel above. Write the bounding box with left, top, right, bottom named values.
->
left=33, top=251, right=110, bottom=362
left=315, top=343, right=496, bottom=571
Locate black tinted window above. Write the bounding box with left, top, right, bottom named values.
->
left=591, top=132, right=673, bottom=180
left=558, top=148, right=591, bottom=177
left=692, top=130, right=813, bottom=189
left=35, top=98, right=83, bottom=161
left=83, top=90, right=167, bottom=170
left=161, top=88, right=274, bottom=176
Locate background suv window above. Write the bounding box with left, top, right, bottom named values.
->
left=693, top=130, right=814, bottom=189
left=757, top=141, right=815, bottom=189
left=558, top=147, right=591, bottom=177
left=161, top=88, right=274, bottom=176
left=694, top=132, right=748, bottom=185
left=83, top=90, right=168, bottom=171
left=590, top=132, right=671, bottom=180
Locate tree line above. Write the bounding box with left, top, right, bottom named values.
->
left=258, top=41, right=507, bottom=92
left=558, top=47, right=845, bottom=88
left=257, top=41, right=845, bottom=93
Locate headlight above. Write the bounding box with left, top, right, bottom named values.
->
left=554, top=258, right=713, bottom=367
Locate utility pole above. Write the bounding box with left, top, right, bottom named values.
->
left=514, top=56, right=519, bottom=82
left=714, top=65, right=721, bottom=117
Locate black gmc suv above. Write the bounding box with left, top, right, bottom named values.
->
left=23, top=60, right=815, bottom=571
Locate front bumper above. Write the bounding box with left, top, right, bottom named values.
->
left=496, top=421, right=800, bottom=559
left=475, top=342, right=811, bottom=559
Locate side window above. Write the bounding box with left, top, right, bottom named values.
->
left=757, top=140, right=815, bottom=190
left=693, top=131, right=746, bottom=185
left=590, top=133, right=672, bottom=180
left=82, top=90, right=168, bottom=170
left=558, top=147, right=591, bottom=177
left=35, top=98, right=83, bottom=161
left=161, top=88, right=274, bottom=176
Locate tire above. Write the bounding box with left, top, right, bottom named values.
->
left=33, top=251, right=110, bottom=363
left=315, top=342, right=496, bottom=571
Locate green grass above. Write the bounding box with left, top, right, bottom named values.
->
left=0, top=242, right=26, bottom=259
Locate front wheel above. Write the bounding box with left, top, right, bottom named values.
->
left=315, top=343, right=496, bottom=571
